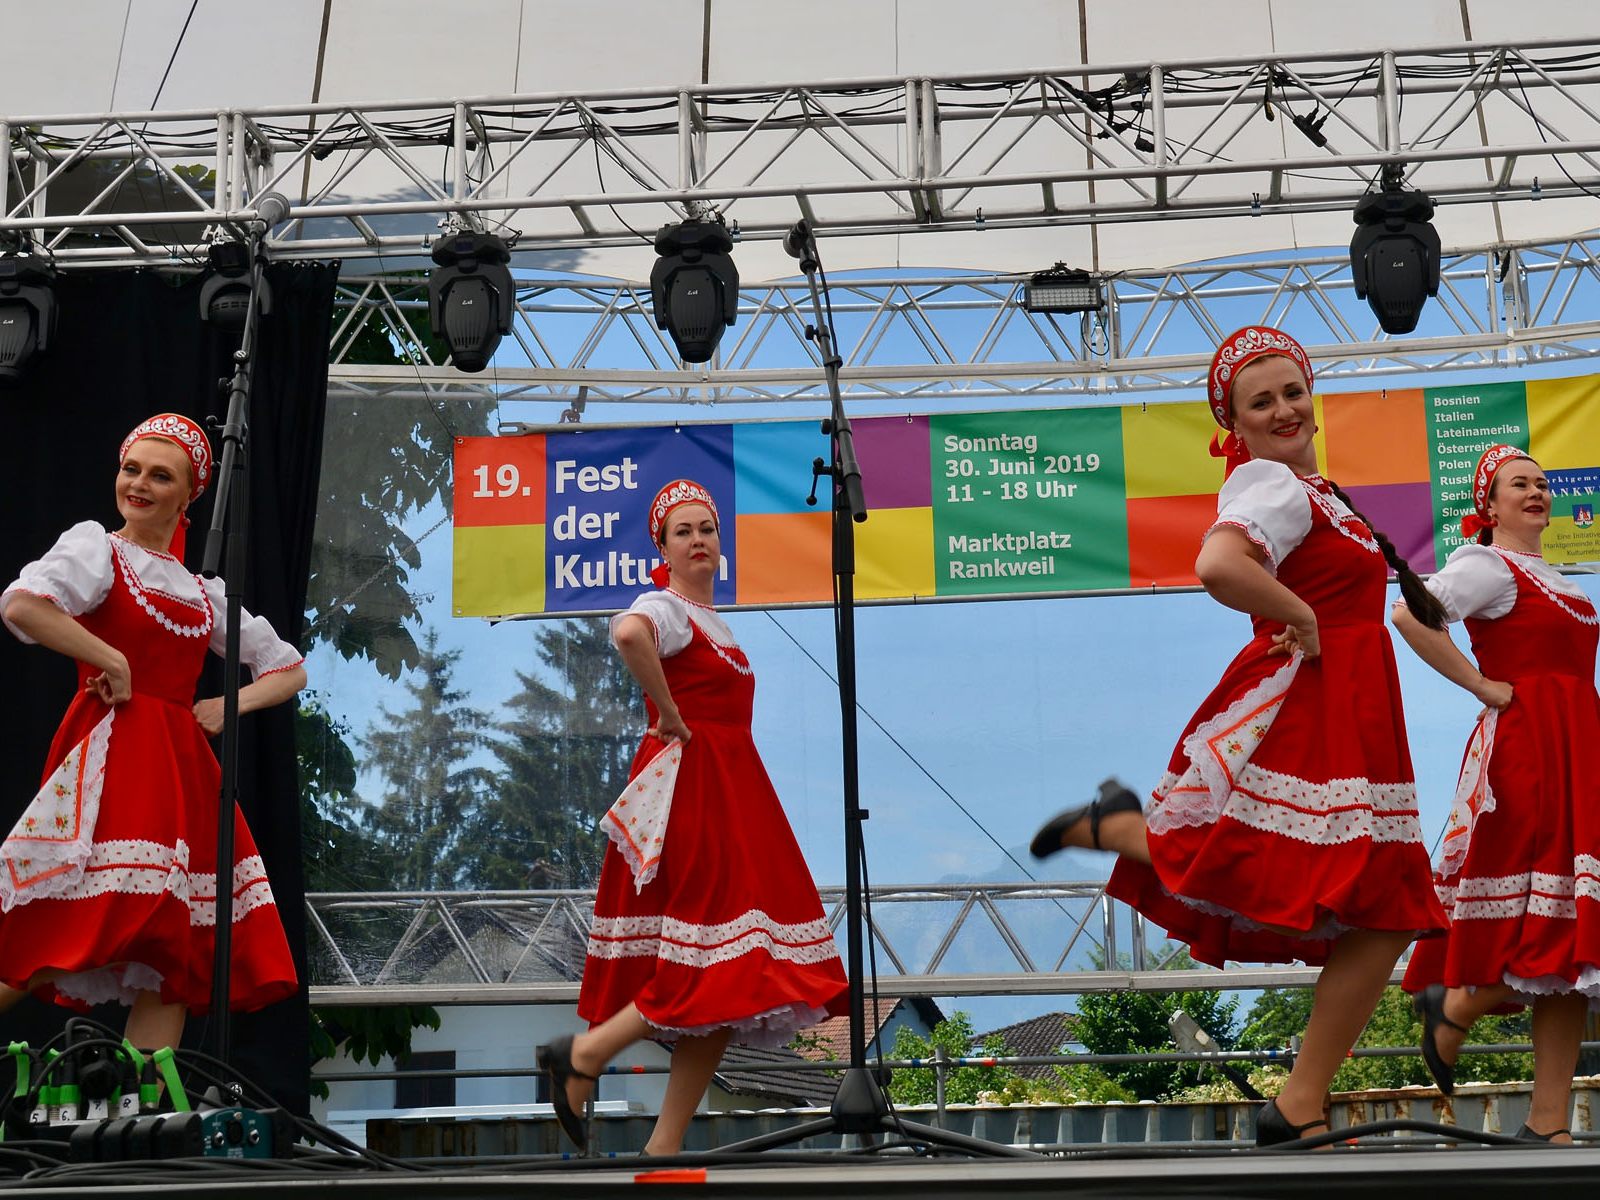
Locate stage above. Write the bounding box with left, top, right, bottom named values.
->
left=0, top=1137, right=1596, bottom=1199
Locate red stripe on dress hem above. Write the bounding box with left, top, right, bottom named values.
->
left=1224, top=785, right=1417, bottom=819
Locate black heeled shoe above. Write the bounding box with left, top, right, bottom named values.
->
left=1514, top=1123, right=1572, bottom=1143
left=1030, top=778, right=1142, bottom=859
left=1413, top=983, right=1468, bottom=1097
left=1254, top=1098, right=1330, bottom=1147
left=539, top=1033, right=598, bottom=1148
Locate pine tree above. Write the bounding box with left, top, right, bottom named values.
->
left=469, top=618, right=644, bottom=889
left=297, top=691, right=397, bottom=893
left=358, top=631, right=494, bottom=890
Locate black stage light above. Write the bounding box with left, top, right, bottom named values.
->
left=428, top=231, right=515, bottom=373
left=0, top=245, right=58, bottom=386
left=1022, top=264, right=1104, bottom=314
left=650, top=217, right=738, bottom=363
left=1350, top=169, right=1441, bottom=335
left=199, top=238, right=272, bottom=330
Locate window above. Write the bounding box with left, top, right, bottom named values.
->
left=395, top=1050, right=456, bottom=1109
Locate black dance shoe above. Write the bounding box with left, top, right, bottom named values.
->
left=1514, top=1124, right=1572, bottom=1143
left=1254, top=1098, right=1330, bottom=1147
left=1412, top=983, right=1467, bottom=1096
left=539, top=1033, right=598, bottom=1148
left=1029, top=778, right=1142, bottom=858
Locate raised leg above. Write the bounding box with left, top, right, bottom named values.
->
left=1432, top=982, right=1514, bottom=1067
left=565, top=1002, right=653, bottom=1114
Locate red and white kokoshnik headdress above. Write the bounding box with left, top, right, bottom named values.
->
left=118, top=412, right=213, bottom=501
left=647, top=478, right=719, bottom=544
left=1461, top=442, right=1535, bottom=540
left=1206, top=325, right=1315, bottom=477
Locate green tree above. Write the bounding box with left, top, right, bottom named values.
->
left=309, top=1003, right=442, bottom=1100
left=1071, top=946, right=1240, bottom=1100
left=887, top=1013, right=1132, bottom=1106
left=467, top=618, right=644, bottom=889
left=1236, top=986, right=1315, bottom=1053
left=887, top=1013, right=1023, bottom=1106
left=358, top=632, right=494, bottom=890
left=1329, top=986, right=1533, bottom=1092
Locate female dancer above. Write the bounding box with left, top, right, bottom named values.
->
left=542, top=479, right=847, bottom=1155
left=1031, top=326, right=1448, bottom=1144
left=1396, top=445, right=1598, bottom=1143
left=0, top=413, right=303, bottom=1050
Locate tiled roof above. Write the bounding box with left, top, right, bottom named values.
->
left=790, top=996, right=945, bottom=1062
left=792, top=997, right=903, bottom=1062
left=713, top=1044, right=839, bottom=1107
left=973, top=1012, right=1078, bottom=1079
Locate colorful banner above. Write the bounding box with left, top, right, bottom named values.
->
left=452, top=372, right=1600, bottom=618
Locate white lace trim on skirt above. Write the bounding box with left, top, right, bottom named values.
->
left=51, top=961, right=164, bottom=1008
left=1148, top=653, right=1302, bottom=835
left=641, top=1002, right=835, bottom=1049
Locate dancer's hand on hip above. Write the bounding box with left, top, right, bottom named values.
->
left=650, top=709, right=692, bottom=743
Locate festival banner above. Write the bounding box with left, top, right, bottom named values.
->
left=452, top=372, right=1600, bottom=618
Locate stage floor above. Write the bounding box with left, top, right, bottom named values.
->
left=2, top=1140, right=1597, bottom=1200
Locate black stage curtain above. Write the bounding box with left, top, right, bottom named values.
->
left=0, top=263, right=337, bottom=1114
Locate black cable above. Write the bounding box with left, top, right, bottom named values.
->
left=169, top=1047, right=419, bottom=1170
left=582, top=112, right=657, bottom=245
left=759, top=610, right=1063, bottom=888
left=1515, top=73, right=1600, bottom=202
left=147, top=1, right=200, bottom=110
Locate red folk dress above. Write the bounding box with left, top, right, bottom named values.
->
left=1403, top=544, right=1600, bottom=1003
left=578, top=588, right=848, bottom=1046
left=0, top=522, right=301, bottom=1013
left=1107, top=460, right=1447, bottom=966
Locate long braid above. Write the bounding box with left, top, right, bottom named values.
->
left=1326, top=480, right=1448, bottom=631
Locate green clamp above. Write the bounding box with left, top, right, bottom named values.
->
left=7, top=1043, right=28, bottom=1098
left=151, top=1047, right=189, bottom=1112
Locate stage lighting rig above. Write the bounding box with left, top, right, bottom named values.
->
left=650, top=216, right=739, bottom=363
left=428, top=230, right=515, bottom=373
left=0, top=240, right=58, bottom=386
left=198, top=238, right=272, bottom=330
left=1022, top=264, right=1105, bottom=314
left=1350, top=166, right=1441, bottom=335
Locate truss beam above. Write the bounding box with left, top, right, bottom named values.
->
left=8, top=38, right=1600, bottom=265
left=322, top=235, right=1600, bottom=406
left=303, top=883, right=1378, bottom=1003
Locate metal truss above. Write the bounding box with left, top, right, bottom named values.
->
left=326, top=233, right=1600, bottom=408
left=7, top=37, right=1600, bottom=263
left=305, top=883, right=1333, bottom=1006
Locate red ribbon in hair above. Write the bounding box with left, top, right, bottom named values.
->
left=1208, top=430, right=1254, bottom=480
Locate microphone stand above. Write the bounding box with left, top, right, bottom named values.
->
left=717, top=224, right=1029, bottom=1158
left=199, top=219, right=272, bottom=1072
